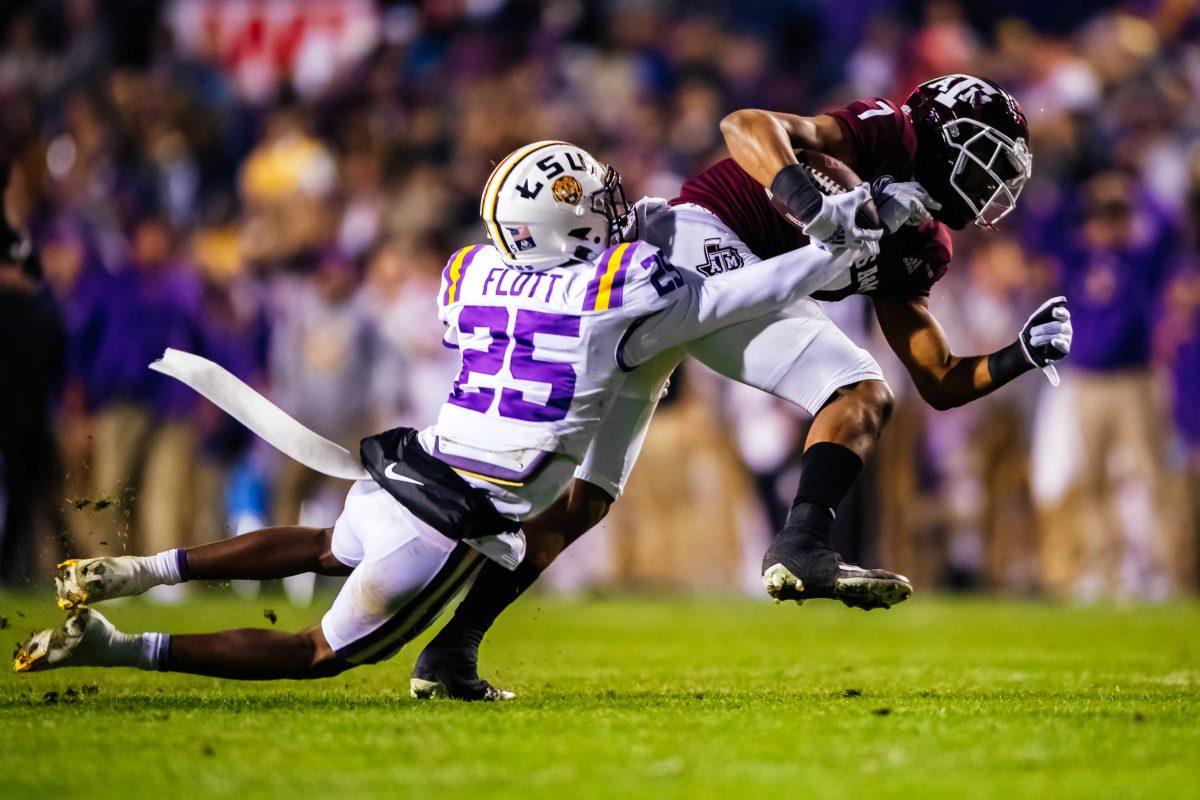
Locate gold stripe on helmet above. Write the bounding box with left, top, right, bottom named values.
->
left=480, top=140, right=569, bottom=259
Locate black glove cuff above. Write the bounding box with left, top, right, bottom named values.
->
left=770, top=164, right=824, bottom=226
left=987, top=340, right=1033, bottom=388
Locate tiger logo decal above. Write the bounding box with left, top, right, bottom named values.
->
left=552, top=175, right=583, bottom=205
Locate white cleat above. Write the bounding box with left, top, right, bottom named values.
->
left=56, top=557, right=154, bottom=608
left=13, top=607, right=124, bottom=673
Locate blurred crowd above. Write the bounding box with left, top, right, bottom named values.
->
left=1, top=0, right=1198, bottom=602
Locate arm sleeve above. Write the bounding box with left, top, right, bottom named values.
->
left=617, top=242, right=850, bottom=370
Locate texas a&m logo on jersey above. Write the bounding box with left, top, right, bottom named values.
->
left=697, top=238, right=745, bottom=277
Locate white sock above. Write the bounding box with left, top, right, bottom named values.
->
left=138, top=549, right=184, bottom=587
left=137, top=632, right=170, bottom=671
left=104, top=630, right=144, bottom=668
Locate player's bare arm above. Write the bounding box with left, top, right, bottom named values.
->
left=874, top=294, right=993, bottom=410
left=719, top=110, right=854, bottom=185
left=875, top=293, right=1072, bottom=410
left=720, top=110, right=882, bottom=259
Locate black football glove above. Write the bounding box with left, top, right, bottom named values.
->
left=1018, top=296, right=1072, bottom=386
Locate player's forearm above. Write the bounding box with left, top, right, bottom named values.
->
left=720, top=109, right=803, bottom=188
left=626, top=245, right=849, bottom=362
left=908, top=354, right=995, bottom=410
left=910, top=346, right=1036, bottom=410
left=696, top=243, right=852, bottom=325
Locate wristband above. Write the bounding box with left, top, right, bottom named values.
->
left=987, top=340, right=1033, bottom=387
left=769, top=164, right=824, bottom=226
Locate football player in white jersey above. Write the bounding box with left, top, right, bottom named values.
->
left=14, top=142, right=876, bottom=692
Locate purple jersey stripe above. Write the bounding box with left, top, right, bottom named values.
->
left=433, top=437, right=553, bottom=483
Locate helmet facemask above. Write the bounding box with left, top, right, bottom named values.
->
left=592, top=164, right=630, bottom=247
left=942, top=118, right=1032, bottom=228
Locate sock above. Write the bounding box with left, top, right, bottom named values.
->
left=778, top=442, right=864, bottom=549
left=425, top=559, right=543, bottom=656
left=103, top=629, right=144, bottom=668
left=138, top=549, right=186, bottom=587
left=137, top=632, right=171, bottom=671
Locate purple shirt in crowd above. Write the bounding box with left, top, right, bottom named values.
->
left=78, top=262, right=207, bottom=418
left=1173, top=326, right=1200, bottom=447
left=1050, top=207, right=1175, bottom=372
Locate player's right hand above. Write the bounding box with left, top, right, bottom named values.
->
left=804, top=184, right=883, bottom=266
left=873, top=179, right=942, bottom=233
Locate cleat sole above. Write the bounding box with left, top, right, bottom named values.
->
left=833, top=575, right=913, bottom=611
left=13, top=629, right=54, bottom=672
left=55, top=559, right=84, bottom=608
left=762, top=564, right=912, bottom=611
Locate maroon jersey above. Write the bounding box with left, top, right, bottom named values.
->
left=670, top=97, right=952, bottom=300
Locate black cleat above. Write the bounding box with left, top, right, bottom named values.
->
left=409, top=646, right=514, bottom=702
left=761, top=537, right=911, bottom=611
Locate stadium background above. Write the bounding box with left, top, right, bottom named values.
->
left=1, top=0, right=1198, bottom=603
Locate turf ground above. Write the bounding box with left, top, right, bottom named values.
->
left=1, top=591, right=1197, bottom=799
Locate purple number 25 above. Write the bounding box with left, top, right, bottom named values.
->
left=449, top=306, right=580, bottom=422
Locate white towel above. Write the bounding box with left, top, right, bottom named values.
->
left=150, top=348, right=370, bottom=481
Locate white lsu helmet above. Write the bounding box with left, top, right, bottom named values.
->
left=480, top=140, right=629, bottom=272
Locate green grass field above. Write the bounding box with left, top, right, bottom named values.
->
left=1, top=590, right=1197, bottom=799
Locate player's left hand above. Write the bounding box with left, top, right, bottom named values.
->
left=804, top=184, right=882, bottom=267
left=1019, top=296, right=1072, bottom=386
left=873, top=179, right=942, bottom=233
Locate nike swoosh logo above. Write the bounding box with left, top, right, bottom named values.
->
left=384, top=463, right=424, bottom=486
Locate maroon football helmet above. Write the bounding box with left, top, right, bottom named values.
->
left=905, top=74, right=1032, bottom=230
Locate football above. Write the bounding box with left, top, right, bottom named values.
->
left=768, top=148, right=881, bottom=232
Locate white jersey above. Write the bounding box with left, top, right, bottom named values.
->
left=419, top=238, right=851, bottom=519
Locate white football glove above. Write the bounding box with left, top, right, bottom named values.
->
left=803, top=183, right=883, bottom=266
left=1019, top=296, right=1072, bottom=386
left=873, top=179, right=942, bottom=233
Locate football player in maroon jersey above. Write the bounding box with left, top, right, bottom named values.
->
left=411, top=74, right=1074, bottom=701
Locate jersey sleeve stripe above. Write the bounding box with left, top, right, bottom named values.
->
left=606, top=242, right=635, bottom=309
left=442, top=245, right=479, bottom=306
left=584, top=242, right=632, bottom=312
